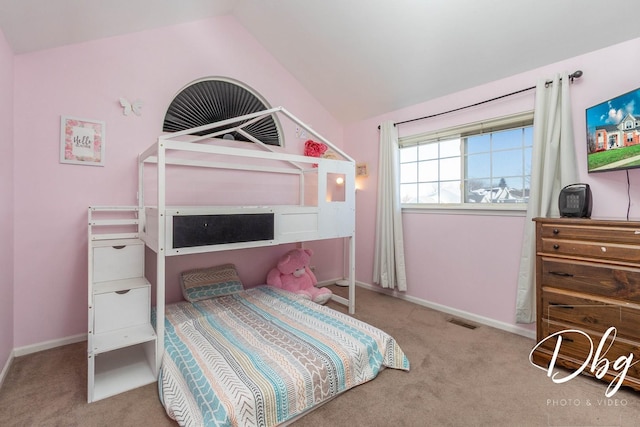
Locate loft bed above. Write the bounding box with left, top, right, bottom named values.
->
left=136, top=107, right=412, bottom=425
left=138, top=106, right=357, bottom=360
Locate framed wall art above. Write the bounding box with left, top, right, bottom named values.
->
left=356, top=162, right=369, bottom=177
left=60, top=116, right=106, bottom=166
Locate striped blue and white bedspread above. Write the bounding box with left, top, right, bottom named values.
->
left=159, top=286, right=409, bottom=427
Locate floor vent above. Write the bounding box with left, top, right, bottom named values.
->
left=448, top=318, right=478, bottom=330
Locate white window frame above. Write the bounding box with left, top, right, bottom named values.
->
left=399, top=111, right=534, bottom=215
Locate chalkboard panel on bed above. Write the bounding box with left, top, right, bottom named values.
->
left=172, top=213, right=275, bottom=248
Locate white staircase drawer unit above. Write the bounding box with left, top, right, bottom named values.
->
left=93, top=243, right=143, bottom=282
left=94, top=286, right=150, bottom=334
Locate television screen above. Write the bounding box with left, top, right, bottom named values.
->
left=586, top=87, right=640, bottom=173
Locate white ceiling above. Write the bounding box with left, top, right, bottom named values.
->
left=2, top=0, right=640, bottom=124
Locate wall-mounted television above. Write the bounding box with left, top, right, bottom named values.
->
left=586, top=86, right=640, bottom=173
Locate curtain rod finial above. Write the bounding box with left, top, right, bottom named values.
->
left=570, top=70, right=583, bottom=81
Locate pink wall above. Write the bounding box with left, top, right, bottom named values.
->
left=11, top=16, right=343, bottom=348
left=345, top=37, right=640, bottom=334
left=8, top=13, right=640, bottom=350
left=0, top=29, right=14, bottom=372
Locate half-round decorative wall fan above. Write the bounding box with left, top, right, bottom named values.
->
left=163, top=77, right=283, bottom=146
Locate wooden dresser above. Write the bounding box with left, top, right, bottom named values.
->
left=533, top=217, right=640, bottom=391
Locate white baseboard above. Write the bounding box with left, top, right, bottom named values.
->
left=317, top=278, right=343, bottom=287
left=353, top=281, right=536, bottom=340
left=13, top=333, right=87, bottom=357
left=0, top=350, right=14, bottom=389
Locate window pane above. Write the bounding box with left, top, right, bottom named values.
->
left=400, top=162, right=418, bottom=184
left=400, top=183, right=417, bottom=203
left=492, top=177, right=528, bottom=203
left=525, top=147, right=532, bottom=175
left=467, top=134, right=490, bottom=154
left=418, top=143, right=438, bottom=161
left=508, top=177, right=526, bottom=200
left=492, top=149, right=523, bottom=176
left=466, top=152, right=490, bottom=179
left=439, top=181, right=461, bottom=203
left=440, top=157, right=460, bottom=181
left=466, top=178, right=490, bottom=192
left=418, top=160, right=438, bottom=182
left=492, top=128, right=523, bottom=150
left=418, top=183, right=438, bottom=203
left=514, top=176, right=529, bottom=202
left=440, top=138, right=461, bottom=157
left=466, top=179, right=491, bottom=203
left=524, top=127, right=533, bottom=144
left=400, top=146, right=417, bottom=163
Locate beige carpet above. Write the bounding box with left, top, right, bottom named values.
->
left=1, top=285, right=639, bottom=426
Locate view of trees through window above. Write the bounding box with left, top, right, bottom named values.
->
left=400, top=124, right=533, bottom=205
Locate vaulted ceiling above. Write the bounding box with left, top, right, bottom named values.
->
left=2, top=0, right=640, bottom=124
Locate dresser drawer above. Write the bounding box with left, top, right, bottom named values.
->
left=541, top=289, right=640, bottom=341
left=539, top=222, right=640, bottom=245
left=540, top=258, right=640, bottom=302
left=540, top=238, right=640, bottom=263
left=93, top=242, right=143, bottom=282
left=540, top=321, right=640, bottom=382
left=94, top=286, right=150, bottom=334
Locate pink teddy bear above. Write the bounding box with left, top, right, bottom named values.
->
left=266, top=248, right=332, bottom=304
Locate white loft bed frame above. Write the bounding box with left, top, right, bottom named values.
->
left=137, top=106, right=356, bottom=369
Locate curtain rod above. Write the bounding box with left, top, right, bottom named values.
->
left=378, top=70, right=583, bottom=129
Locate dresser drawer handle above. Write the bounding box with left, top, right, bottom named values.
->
left=112, top=245, right=126, bottom=250
left=115, top=289, right=131, bottom=295
left=553, top=244, right=560, bottom=250
left=553, top=229, right=559, bottom=234
left=549, top=271, right=574, bottom=277
left=549, top=302, right=574, bottom=309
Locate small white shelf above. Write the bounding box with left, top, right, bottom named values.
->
left=92, top=323, right=156, bottom=355
left=92, top=342, right=156, bottom=402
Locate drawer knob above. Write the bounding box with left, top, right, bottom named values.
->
left=115, top=289, right=131, bottom=295
left=112, top=245, right=126, bottom=250
left=553, top=229, right=559, bottom=234
left=553, top=244, right=560, bottom=250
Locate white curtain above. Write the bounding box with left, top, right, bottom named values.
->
left=516, top=72, right=578, bottom=323
left=373, top=121, right=407, bottom=291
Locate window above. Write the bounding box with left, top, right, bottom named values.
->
left=399, top=112, right=534, bottom=208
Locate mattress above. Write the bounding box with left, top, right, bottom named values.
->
left=158, top=286, right=409, bottom=426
